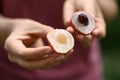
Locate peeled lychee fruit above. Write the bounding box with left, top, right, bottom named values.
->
left=47, top=29, right=74, bottom=54
left=71, top=11, right=95, bottom=34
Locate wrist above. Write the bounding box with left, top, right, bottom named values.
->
left=0, top=15, right=15, bottom=45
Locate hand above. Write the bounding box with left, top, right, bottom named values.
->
left=4, top=19, right=72, bottom=70
left=63, top=0, right=106, bottom=47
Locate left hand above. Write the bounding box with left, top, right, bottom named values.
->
left=63, top=0, right=106, bottom=47
left=4, top=19, right=72, bottom=70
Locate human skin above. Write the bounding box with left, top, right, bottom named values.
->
left=63, top=0, right=118, bottom=47
left=0, top=0, right=118, bottom=69
left=0, top=16, right=72, bottom=70
left=97, top=0, right=118, bottom=22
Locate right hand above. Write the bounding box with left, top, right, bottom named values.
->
left=63, top=0, right=106, bottom=47
left=4, top=19, right=72, bottom=70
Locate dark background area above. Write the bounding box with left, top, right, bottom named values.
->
left=101, top=1, right=120, bottom=80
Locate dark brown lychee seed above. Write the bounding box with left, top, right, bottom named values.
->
left=78, top=14, right=89, bottom=26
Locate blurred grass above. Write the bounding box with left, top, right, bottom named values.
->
left=101, top=9, right=120, bottom=80
left=102, top=50, right=120, bottom=80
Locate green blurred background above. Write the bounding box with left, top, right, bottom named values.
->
left=101, top=1, right=120, bottom=80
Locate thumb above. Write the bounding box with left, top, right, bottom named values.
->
left=40, top=24, right=54, bottom=38
left=33, top=24, right=54, bottom=38
left=63, top=0, right=75, bottom=26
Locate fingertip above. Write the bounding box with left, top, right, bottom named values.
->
left=41, top=25, right=54, bottom=38
left=66, top=26, right=74, bottom=34
left=92, top=29, right=99, bottom=37
left=86, top=34, right=93, bottom=40
left=63, top=18, right=71, bottom=27
left=76, top=34, right=85, bottom=42
left=98, top=31, right=106, bottom=39
left=92, top=29, right=106, bottom=39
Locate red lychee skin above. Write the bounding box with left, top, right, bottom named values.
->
left=70, top=11, right=95, bottom=35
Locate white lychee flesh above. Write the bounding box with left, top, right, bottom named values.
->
left=71, top=11, right=95, bottom=34
left=47, top=29, right=74, bottom=54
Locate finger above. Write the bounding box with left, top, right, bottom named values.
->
left=5, top=39, right=53, bottom=60
left=29, top=24, right=54, bottom=38
left=83, top=1, right=96, bottom=15
left=92, top=27, right=106, bottom=39
left=64, top=49, right=73, bottom=59
left=76, top=34, right=93, bottom=47
left=66, top=26, right=75, bottom=34
left=96, top=11, right=106, bottom=38
left=30, top=38, right=44, bottom=47
left=40, top=25, right=54, bottom=37
left=85, top=34, right=93, bottom=40
left=92, top=18, right=106, bottom=38
left=63, top=0, right=75, bottom=26
left=8, top=53, right=65, bottom=70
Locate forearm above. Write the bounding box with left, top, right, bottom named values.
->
left=0, top=15, right=14, bottom=45
left=97, top=0, right=118, bottom=22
